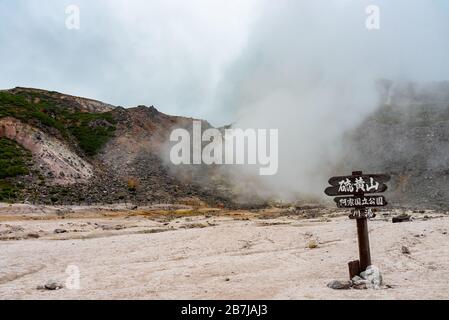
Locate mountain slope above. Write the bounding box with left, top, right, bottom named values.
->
left=343, top=81, right=449, bottom=209
left=0, top=87, right=232, bottom=206
left=2, top=83, right=449, bottom=209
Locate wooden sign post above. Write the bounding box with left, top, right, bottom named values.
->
left=325, top=171, right=390, bottom=279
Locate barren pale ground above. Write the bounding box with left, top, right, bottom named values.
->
left=0, top=203, right=448, bottom=299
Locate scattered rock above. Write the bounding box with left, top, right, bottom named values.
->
left=327, top=280, right=352, bottom=290
left=351, top=275, right=362, bottom=282
left=402, top=246, right=411, bottom=254
left=101, top=224, right=125, bottom=231
left=41, top=280, right=64, bottom=290
left=392, top=214, right=411, bottom=223
left=360, top=265, right=382, bottom=289
left=351, top=276, right=370, bottom=289
left=414, top=234, right=425, bottom=238
left=54, top=229, right=67, bottom=234
left=352, top=283, right=368, bottom=290
left=27, top=233, right=40, bottom=239
left=351, top=276, right=367, bottom=284
left=180, top=223, right=207, bottom=229
left=307, top=239, right=318, bottom=249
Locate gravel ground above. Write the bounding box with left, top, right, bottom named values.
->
left=0, top=205, right=448, bottom=299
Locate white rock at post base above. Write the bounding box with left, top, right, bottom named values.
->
left=360, top=265, right=383, bottom=289
left=351, top=276, right=369, bottom=285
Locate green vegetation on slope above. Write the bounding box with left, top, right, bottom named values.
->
left=0, top=92, right=67, bottom=134
left=0, top=138, right=32, bottom=201
left=66, top=112, right=116, bottom=156
left=0, top=138, right=31, bottom=178
left=0, top=180, right=20, bottom=202
left=0, top=91, right=116, bottom=156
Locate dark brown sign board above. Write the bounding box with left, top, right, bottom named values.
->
left=325, top=174, right=390, bottom=196
left=328, top=174, right=391, bottom=186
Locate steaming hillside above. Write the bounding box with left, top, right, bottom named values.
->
left=343, top=81, right=449, bottom=209
left=1, top=84, right=449, bottom=209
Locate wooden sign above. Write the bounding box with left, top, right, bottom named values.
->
left=334, top=195, right=387, bottom=208
left=325, top=174, right=390, bottom=196
left=324, top=171, right=391, bottom=276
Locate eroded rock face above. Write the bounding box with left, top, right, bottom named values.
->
left=0, top=117, right=92, bottom=184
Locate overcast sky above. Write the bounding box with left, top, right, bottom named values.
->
left=1, top=0, right=449, bottom=126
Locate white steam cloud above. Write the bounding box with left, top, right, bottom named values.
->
left=214, top=0, right=449, bottom=201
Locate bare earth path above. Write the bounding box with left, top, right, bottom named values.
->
left=0, top=204, right=448, bottom=299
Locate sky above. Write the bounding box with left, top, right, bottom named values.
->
left=1, top=0, right=449, bottom=127
left=0, top=0, right=258, bottom=124
left=1, top=0, right=449, bottom=199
